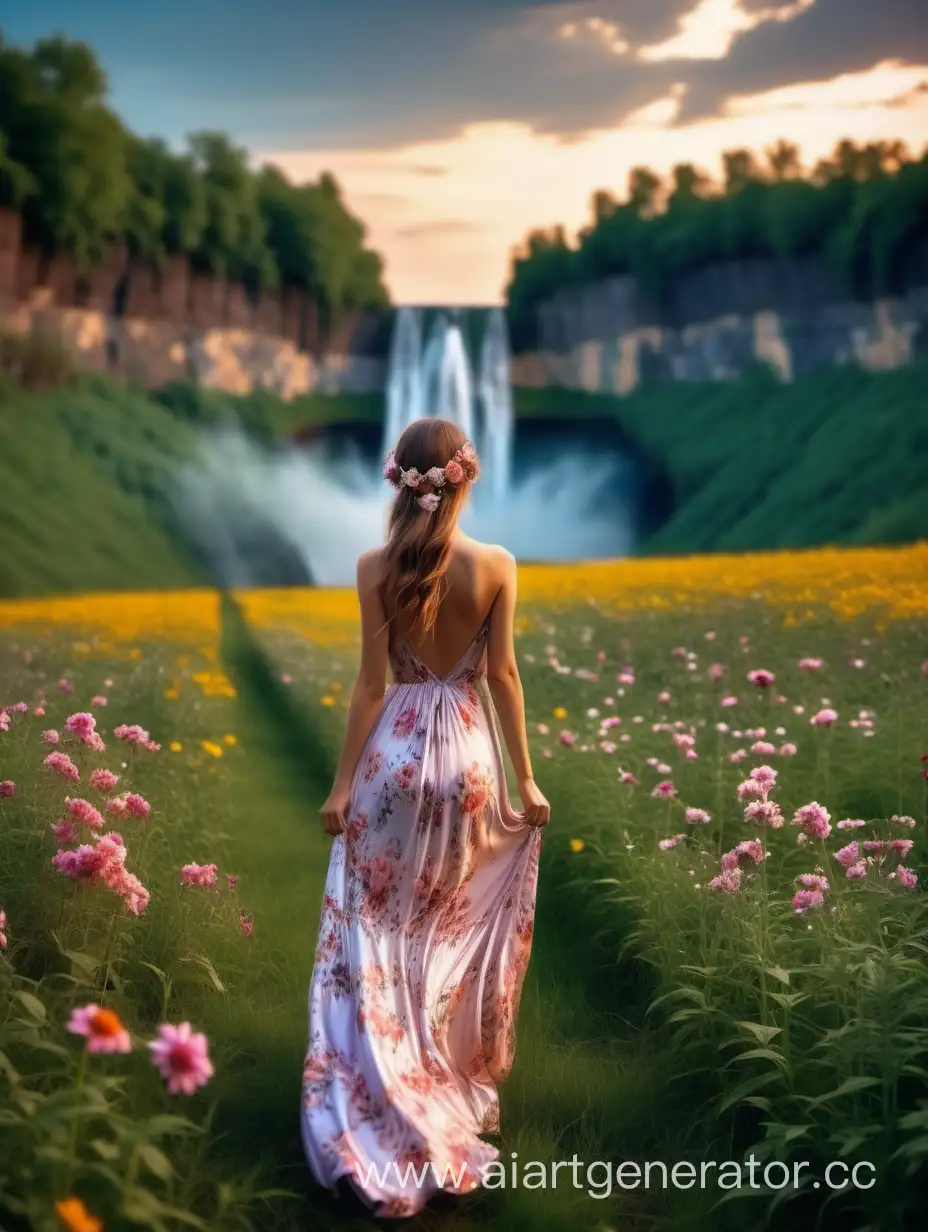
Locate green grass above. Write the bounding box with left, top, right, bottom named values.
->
left=1, top=581, right=925, bottom=1231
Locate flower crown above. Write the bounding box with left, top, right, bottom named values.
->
left=383, top=441, right=480, bottom=512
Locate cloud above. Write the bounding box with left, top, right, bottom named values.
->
left=637, top=0, right=816, bottom=63
left=394, top=219, right=486, bottom=238
left=557, top=14, right=630, bottom=55
left=723, top=58, right=928, bottom=115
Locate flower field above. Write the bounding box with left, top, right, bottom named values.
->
left=1, top=543, right=926, bottom=1232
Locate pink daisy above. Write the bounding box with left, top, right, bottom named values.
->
left=148, top=1023, right=214, bottom=1095
left=66, top=1003, right=132, bottom=1054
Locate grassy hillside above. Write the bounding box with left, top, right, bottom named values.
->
left=1, top=350, right=926, bottom=598
left=515, top=359, right=928, bottom=553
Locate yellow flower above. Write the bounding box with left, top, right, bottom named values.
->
left=169, top=741, right=183, bottom=753
left=55, top=1197, right=103, bottom=1232
left=128, top=648, right=142, bottom=662
left=201, top=740, right=224, bottom=759
left=331, top=681, right=343, bottom=693
left=570, top=838, right=585, bottom=853
left=223, top=734, right=238, bottom=746
left=321, top=695, right=337, bottom=707
left=164, top=686, right=179, bottom=700
left=553, top=706, right=568, bottom=719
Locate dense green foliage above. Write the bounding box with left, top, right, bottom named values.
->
left=0, top=31, right=389, bottom=329
left=506, top=140, right=928, bottom=350
left=516, top=359, right=928, bottom=553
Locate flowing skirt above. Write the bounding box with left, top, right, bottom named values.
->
left=301, top=676, right=541, bottom=1216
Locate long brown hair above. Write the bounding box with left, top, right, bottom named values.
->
left=380, top=418, right=474, bottom=637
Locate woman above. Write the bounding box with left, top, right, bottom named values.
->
left=301, top=418, right=549, bottom=1217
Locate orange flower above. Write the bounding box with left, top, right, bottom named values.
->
left=570, top=838, right=585, bottom=853
left=55, top=1197, right=103, bottom=1232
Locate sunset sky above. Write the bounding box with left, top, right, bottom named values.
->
left=7, top=1, right=928, bottom=304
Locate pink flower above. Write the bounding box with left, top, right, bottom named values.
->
left=227, top=875, right=239, bottom=893
left=798, top=658, right=824, bottom=671
left=779, top=742, right=798, bottom=757
left=891, top=814, right=916, bottom=829
left=651, top=780, right=677, bottom=799
left=619, top=772, right=639, bottom=785
left=658, top=834, right=686, bottom=850
left=672, top=732, right=696, bottom=749
left=401, top=466, right=422, bottom=490
left=797, top=873, right=830, bottom=894
left=148, top=1023, right=214, bottom=1095
left=834, top=842, right=860, bottom=868
left=0, top=780, right=17, bottom=798
left=108, top=792, right=150, bottom=821
left=418, top=492, right=441, bottom=512
left=42, top=729, right=60, bottom=744
left=737, top=777, right=767, bottom=801
left=730, top=749, right=747, bottom=763
left=443, top=459, right=465, bottom=485
left=751, top=741, right=777, bottom=756
left=181, top=863, right=218, bottom=888
left=65, top=713, right=97, bottom=743
left=383, top=449, right=401, bottom=484
left=0, top=908, right=7, bottom=950
left=558, top=730, right=577, bottom=747
left=749, top=766, right=778, bottom=790
left=810, top=708, right=838, bottom=727
left=846, top=861, right=868, bottom=880
left=617, top=669, right=635, bottom=686
left=863, top=840, right=888, bottom=853
left=44, top=752, right=80, bottom=783
left=685, top=808, right=711, bottom=825
left=720, top=694, right=739, bottom=708
left=238, top=909, right=253, bottom=937
left=91, top=696, right=108, bottom=707
left=50, top=817, right=78, bottom=843
left=66, top=1004, right=132, bottom=1054
left=836, top=818, right=866, bottom=830
left=744, top=800, right=784, bottom=828
left=707, top=663, right=726, bottom=681
left=65, top=797, right=105, bottom=830
left=747, top=670, right=775, bottom=689
left=890, top=839, right=915, bottom=859
left=88, top=768, right=119, bottom=793
left=113, top=724, right=150, bottom=746
left=58, top=678, right=74, bottom=694
left=722, top=840, right=767, bottom=870
left=792, top=802, right=832, bottom=840
left=793, top=890, right=825, bottom=914
left=895, top=867, right=918, bottom=889
left=708, top=868, right=742, bottom=893
left=657, top=691, right=672, bottom=705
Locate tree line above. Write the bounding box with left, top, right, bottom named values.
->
left=0, top=32, right=390, bottom=329
left=505, top=138, right=928, bottom=351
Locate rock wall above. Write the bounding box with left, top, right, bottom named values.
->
left=0, top=208, right=389, bottom=398
left=511, top=254, right=928, bottom=393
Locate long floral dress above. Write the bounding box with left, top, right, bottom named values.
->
left=301, top=611, right=541, bottom=1216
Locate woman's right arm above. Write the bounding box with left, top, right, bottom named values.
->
left=486, top=551, right=550, bottom=828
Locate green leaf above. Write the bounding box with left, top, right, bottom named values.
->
left=139, top=1143, right=174, bottom=1182
left=729, top=1047, right=789, bottom=1071
left=765, top=965, right=791, bottom=985
left=805, top=1076, right=880, bottom=1107
left=14, top=991, right=47, bottom=1023
left=736, top=1021, right=782, bottom=1046
left=717, top=1071, right=783, bottom=1113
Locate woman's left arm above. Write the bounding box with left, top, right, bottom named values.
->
left=320, top=550, right=389, bottom=836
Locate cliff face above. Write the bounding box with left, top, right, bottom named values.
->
left=0, top=208, right=389, bottom=398
left=510, top=255, right=928, bottom=392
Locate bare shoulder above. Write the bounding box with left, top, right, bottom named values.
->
left=356, top=548, right=384, bottom=589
